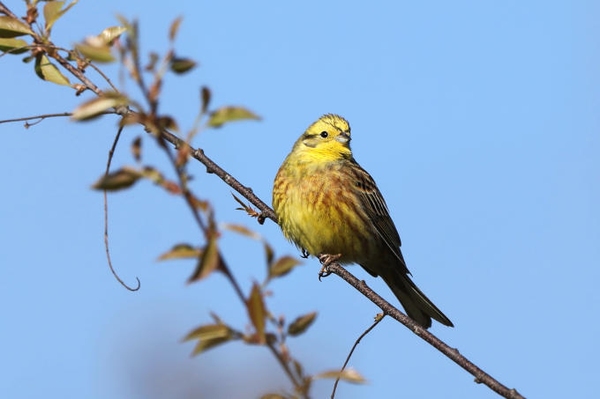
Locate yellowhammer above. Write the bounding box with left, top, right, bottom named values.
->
left=272, top=114, right=453, bottom=328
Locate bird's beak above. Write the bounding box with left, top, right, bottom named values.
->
left=336, top=132, right=351, bottom=144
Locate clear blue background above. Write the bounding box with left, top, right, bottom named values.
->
left=1, top=1, right=598, bottom=398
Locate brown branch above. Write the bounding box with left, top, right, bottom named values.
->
left=158, top=129, right=277, bottom=224
left=327, top=263, right=526, bottom=399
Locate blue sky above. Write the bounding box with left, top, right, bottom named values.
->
left=1, top=1, right=599, bottom=398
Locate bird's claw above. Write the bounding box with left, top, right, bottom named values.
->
left=318, top=253, right=341, bottom=265
left=317, top=253, right=341, bottom=281
left=301, top=248, right=309, bottom=259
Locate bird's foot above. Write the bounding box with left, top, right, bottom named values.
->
left=317, top=253, right=341, bottom=281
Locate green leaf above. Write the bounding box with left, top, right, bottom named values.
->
left=183, top=323, right=236, bottom=355
left=91, top=167, right=141, bottom=191
left=43, top=0, right=78, bottom=33
left=170, top=56, right=196, bottom=74
left=269, top=256, right=301, bottom=280
left=44, top=0, right=63, bottom=32
left=34, top=54, right=71, bottom=86
left=0, top=16, right=34, bottom=38
left=0, top=37, right=28, bottom=54
left=207, top=106, right=261, bottom=128
left=313, top=369, right=366, bottom=384
left=246, top=282, right=267, bottom=344
left=287, top=312, right=317, bottom=336
left=157, top=243, right=202, bottom=261
left=71, top=92, right=129, bottom=120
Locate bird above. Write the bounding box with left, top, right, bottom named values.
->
left=272, top=114, right=453, bottom=328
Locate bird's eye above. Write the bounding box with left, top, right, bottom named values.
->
left=320, top=131, right=328, bottom=138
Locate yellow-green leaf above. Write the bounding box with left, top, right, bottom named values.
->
left=34, top=54, right=70, bottom=86
left=74, top=24, right=123, bottom=62
left=43, top=0, right=78, bottom=33
left=287, top=312, right=317, bottom=336
left=0, top=37, right=28, bottom=54
left=183, top=323, right=236, bottom=355
left=157, top=243, right=201, bottom=261
left=71, top=92, right=129, bottom=120
left=269, top=255, right=301, bottom=279
left=207, top=106, right=261, bottom=128
left=75, top=42, right=115, bottom=63
left=0, top=16, right=34, bottom=38
left=247, top=282, right=267, bottom=344
left=187, top=237, right=221, bottom=283
left=43, top=1, right=63, bottom=32
left=313, top=368, right=366, bottom=384
left=170, top=56, right=196, bottom=74
left=91, top=167, right=141, bottom=191
left=98, top=26, right=127, bottom=45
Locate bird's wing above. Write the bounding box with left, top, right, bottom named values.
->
left=351, top=160, right=411, bottom=275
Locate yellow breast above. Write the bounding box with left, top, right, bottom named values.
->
left=273, top=160, right=370, bottom=263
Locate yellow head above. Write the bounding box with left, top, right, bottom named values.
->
left=290, top=114, right=353, bottom=163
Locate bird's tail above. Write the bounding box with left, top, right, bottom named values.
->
left=380, top=269, right=453, bottom=329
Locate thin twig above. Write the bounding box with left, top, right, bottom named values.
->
left=0, top=112, right=72, bottom=125
left=331, top=314, right=385, bottom=398
left=103, top=125, right=140, bottom=291
left=0, top=111, right=117, bottom=126
left=86, top=61, right=120, bottom=92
